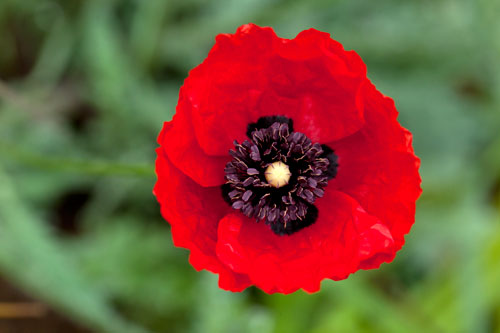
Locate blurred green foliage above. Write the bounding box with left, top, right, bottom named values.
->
left=0, top=0, right=499, bottom=332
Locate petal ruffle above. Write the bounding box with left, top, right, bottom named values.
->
left=264, top=28, right=367, bottom=142
left=158, top=96, right=229, bottom=187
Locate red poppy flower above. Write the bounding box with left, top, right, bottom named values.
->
left=154, top=23, right=421, bottom=294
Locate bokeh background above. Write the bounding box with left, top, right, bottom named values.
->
left=0, top=0, right=499, bottom=332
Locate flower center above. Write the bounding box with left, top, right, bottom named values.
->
left=221, top=116, right=338, bottom=236
left=265, top=161, right=291, bottom=188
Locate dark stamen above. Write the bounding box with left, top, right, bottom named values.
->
left=223, top=116, right=338, bottom=235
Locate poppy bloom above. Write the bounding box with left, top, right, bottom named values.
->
left=154, top=23, right=421, bottom=294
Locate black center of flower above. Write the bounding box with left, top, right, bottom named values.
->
left=221, top=116, right=338, bottom=236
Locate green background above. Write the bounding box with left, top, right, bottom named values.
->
left=1, top=0, right=499, bottom=332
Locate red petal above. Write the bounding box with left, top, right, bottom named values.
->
left=154, top=148, right=228, bottom=273
left=186, top=24, right=276, bottom=156
left=215, top=189, right=392, bottom=294
left=182, top=24, right=367, bottom=156
left=327, top=81, right=422, bottom=250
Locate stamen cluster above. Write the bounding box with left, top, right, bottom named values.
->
left=222, top=117, right=337, bottom=235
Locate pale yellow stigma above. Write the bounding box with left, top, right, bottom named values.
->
left=265, top=161, right=291, bottom=188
